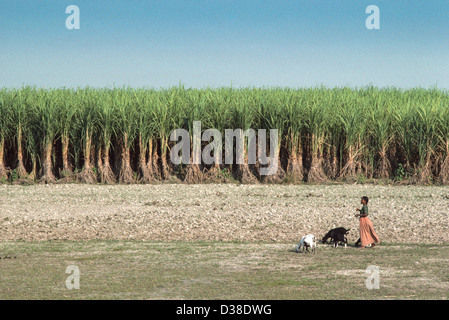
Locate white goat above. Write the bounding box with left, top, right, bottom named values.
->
left=295, top=234, right=316, bottom=253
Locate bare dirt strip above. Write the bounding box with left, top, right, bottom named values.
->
left=0, top=184, right=448, bottom=243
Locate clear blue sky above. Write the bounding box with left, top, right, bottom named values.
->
left=0, top=0, right=448, bottom=89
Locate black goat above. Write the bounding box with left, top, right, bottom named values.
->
left=322, top=227, right=350, bottom=248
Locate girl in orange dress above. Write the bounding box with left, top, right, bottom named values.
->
left=355, top=196, right=379, bottom=248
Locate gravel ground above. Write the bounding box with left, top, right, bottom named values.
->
left=0, top=183, right=448, bottom=243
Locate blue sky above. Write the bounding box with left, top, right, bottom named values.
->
left=0, top=0, right=448, bottom=89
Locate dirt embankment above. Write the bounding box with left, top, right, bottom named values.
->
left=0, top=184, right=448, bottom=243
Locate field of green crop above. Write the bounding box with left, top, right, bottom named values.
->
left=0, top=86, right=448, bottom=184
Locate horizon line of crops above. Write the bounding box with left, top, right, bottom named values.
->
left=0, top=86, right=448, bottom=184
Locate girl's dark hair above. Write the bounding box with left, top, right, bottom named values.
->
left=362, top=196, right=369, bottom=204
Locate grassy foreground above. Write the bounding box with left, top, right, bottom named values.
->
left=0, top=241, right=448, bottom=300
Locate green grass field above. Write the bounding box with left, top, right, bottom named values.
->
left=1, top=241, right=448, bottom=300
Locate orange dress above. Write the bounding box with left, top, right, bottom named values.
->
left=359, top=205, right=380, bottom=246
